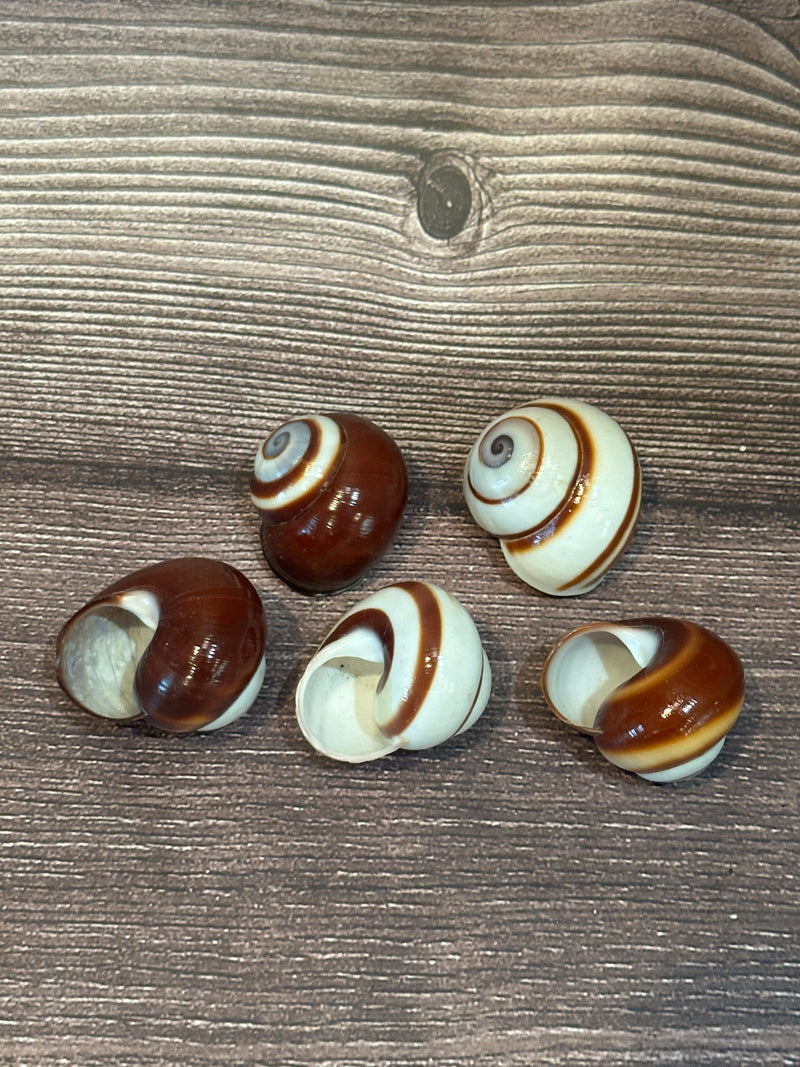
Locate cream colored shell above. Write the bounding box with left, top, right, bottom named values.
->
left=295, top=581, right=491, bottom=762
left=464, top=397, right=641, bottom=596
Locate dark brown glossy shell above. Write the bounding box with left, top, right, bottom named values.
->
left=251, top=412, right=408, bottom=594
left=55, top=558, right=267, bottom=734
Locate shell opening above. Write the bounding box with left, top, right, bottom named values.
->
left=543, top=627, right=659, bottom=732
left=57, top=593, right=159, bottom=721
left=296, top=630, right=399, bottom=763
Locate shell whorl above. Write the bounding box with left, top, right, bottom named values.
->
left=464, top=398, right=641, bottom=596
left=541, top=617, right=745, bottom=782
left=295, top=581, right=491, bottom=762
left=250, top=415, right=343, bottom=524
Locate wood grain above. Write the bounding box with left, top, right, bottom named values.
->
left=1, top=1, right=799, bottom=1064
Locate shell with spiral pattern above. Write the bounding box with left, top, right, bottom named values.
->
left=55, top=558, right=268, bottom=734
left=251, top=412, right=408, bottom=594
left=464, top=398, right=641, bottom=596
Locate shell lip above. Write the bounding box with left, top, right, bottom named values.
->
left=541, top=617, right=673, bottom=728
left=55, top=590, right=159, bottom=726
left=545, top=618, right=672, bottom=725
left=295, top=627, right=401, bottom=763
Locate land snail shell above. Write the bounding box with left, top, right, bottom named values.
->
left=464, top=398, right=641, bottom=596
left=295, top=581, right=492, bottom=762
left=541, top=617, right=745, bottom=782
left=250, top=412, right=408, bottom=594
left=55, top=558, right=268, bottom=734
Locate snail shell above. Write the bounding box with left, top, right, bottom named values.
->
left=55, top=558, right=267, bottom=734
left=463, top=398, right=641, bottom=596
left=296, top=580, right=491, bottom=762
left=250, top=412, right=408, bottom=594
left=541, top=617, right=745, bottom=782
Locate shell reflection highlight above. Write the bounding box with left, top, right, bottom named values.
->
left=55, top=558, right=267, bottom=734
left=296, top=581, right=491, bottom=762
left=541, top=617, right=744, bottom=782
left=464, top=398, right=641, bottom=596
left=251, top=412, right=408, bottom=594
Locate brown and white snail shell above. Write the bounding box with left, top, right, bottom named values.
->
left=55, top=558, right=267, bottom=734
left=541, top=617, right=745, bottom=782
left=251, top=412, right=408, bottom=594
left=295, top=580, right=491, bottom=762
left=464, top=398, right=641, bottom=596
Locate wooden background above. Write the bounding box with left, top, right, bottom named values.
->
left=1, top=1, right=799, bottom=1063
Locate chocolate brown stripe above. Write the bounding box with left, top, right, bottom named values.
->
left=466, top=417, right=544, bottom=505
left=321, top=608, right=395, bottom=694
left=598, top=618, right=745, bottom=771
left=555, top=441, right=641, bottom=592
left=384, top=581, right=442, bottom=737
left=620, top=699, right=743, bottom=775
left=317, top=584, right=442, bottom=740
left=451, top=647, right=485, bottom=738
left=504, top=402, right=591, bottom=551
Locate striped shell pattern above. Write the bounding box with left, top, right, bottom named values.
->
left=464, top=398, right=641, bottom=596
left=295, top=581, right=492, bottom=762
left=541, top=617, right=745, bottom=782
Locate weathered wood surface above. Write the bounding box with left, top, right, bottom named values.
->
left=1, top=1, right=799, bottom=1064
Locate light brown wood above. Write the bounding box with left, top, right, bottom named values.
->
left=1, top=1, right=799, bottom=1063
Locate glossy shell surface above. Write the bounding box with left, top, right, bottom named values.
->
left=251, top=412, right=408, bottom=594
left=541, top=617, right=745, bottom=782
left=296, top=580, right=492, bottom=762
left=55, top=557, right=267, bottom=733
left=464, top=397, right=641, bottom=596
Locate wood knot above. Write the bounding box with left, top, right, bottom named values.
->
left=416, top=152, right=481, bottom=242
